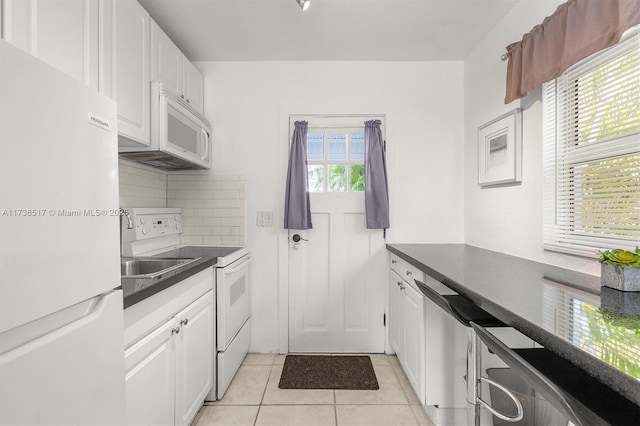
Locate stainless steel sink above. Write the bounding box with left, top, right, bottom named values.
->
left=121, top=257, right=199, bottom=278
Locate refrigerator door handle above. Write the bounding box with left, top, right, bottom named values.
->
left=0, top=292, right=112, bottom=356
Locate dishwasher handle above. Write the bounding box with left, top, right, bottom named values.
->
left=477, top=376, right=524, bottom=422
left=470, top=322, right=583, bottom=425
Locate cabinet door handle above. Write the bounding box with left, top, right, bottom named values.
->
left=405, top=270, right=412, bottom=276
left=180, top=94, right=185, bottom=99
left=397, top=281, right=403, bottom=287
left=391, top=259, right=397, bottom=264
left=180, top=318, right=189, bottom=326
left=186, top=99, right=190, bottom=103
left=171, top=327, right=180, bottom=335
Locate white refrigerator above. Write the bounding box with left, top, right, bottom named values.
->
left=0, top=40, right=126, bottom=424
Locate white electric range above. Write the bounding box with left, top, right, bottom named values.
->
left=121, top=207, right=251, bottom=400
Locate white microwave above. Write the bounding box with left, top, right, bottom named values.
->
left=119, top=82, right=212, bottom=171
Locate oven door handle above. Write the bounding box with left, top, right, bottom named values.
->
left=223, top=256, right=252, bottom=275
left=477, top=376, right=524, bottom=422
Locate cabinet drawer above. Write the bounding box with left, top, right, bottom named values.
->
left=389, top=253, right=424, bottom=290
left=124, top=268, right=214, bottom=348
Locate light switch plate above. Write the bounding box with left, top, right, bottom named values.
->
left=257, top=211, right=273, bottom=227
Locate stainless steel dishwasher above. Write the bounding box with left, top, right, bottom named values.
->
left=416, top=275, right=639, bottom=426
left=416, top=278, right=576, bottom=426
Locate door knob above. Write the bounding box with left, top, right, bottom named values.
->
left=292, top=234, right=309, bottom=242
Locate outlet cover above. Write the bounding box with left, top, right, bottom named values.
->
left=257, top=211, right=273, bottom=227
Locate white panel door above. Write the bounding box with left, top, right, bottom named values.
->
left=289, top=192, right=386, bottom=353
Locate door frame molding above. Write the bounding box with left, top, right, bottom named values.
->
left=276, top=107, right=386, bottom=354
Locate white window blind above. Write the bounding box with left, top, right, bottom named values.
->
left=543, top=28, right=640, bottom=257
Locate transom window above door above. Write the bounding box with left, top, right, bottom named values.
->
left=306, top=130, right=365, bottom=192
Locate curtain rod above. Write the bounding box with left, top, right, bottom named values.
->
left=307, top=125, right=365, bottom=129
left=290, top=114, right=385, bottom=118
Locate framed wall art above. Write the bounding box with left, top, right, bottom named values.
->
left=478, top=108, right=522, bottom=186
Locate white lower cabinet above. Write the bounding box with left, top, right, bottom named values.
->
left=175, top=291, right=215, bottom=425
left=125, top=290, right=214, bottom=426
left=125, top=318, right=176, bottom=426
left=388, top=256, right=426, bottom=404
left=402, top=280, right=425, bottom=398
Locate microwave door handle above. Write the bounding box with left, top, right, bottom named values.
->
left=200, top=129, right=210, bottom=161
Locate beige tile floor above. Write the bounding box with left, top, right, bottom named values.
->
left=193, top=353, right=436, bottom=426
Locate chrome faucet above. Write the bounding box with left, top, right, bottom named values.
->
left=121, top=209, right=133, bottom=229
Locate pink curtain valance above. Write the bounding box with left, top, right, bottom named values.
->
left=504, top=0, right=640, bottom=104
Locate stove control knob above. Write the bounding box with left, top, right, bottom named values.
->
left=176, top=224, right=182, bottom=231
left=139, top=217, right=146, bottom=224
left=174, top=215, right=180, bottom=222
left=141, top=228, right=147, bottom=235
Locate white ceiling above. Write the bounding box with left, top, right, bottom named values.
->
left=138, top=0, right=522, bottom=61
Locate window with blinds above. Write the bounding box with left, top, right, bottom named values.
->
left=543, top=28, right=640, bottom=257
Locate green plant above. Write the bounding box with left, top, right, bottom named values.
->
left=599, top=248, right=640, bottom=267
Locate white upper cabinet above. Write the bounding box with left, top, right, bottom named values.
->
left=114, top=0, right=150, bottom=147
left=150, top=19, right=204, bottom=115
left=1, top=0, right=113, bottom=97
left=150, top=19, right=181, bottom=93
left=182, top=59, right=204, bottom=115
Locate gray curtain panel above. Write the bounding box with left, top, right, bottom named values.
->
left=284, top=121, right=313, bottom=229
left=364, top=120, right=389, bottom=229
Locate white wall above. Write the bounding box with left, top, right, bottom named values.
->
left=197, top=61, right=465, bottom=352
left=463, top=0, right=600, bottom=274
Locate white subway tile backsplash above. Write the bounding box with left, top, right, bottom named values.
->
left=203, top=199, right=224, bottom=209
left=202, top=236, right=223, bottom=245
left=119, top=162, right=167, bottom=208
left=184, top=199, right=204, bottom=208
left=193, top=208, right=214, bottom=217
left=167, top=175, right=247, bottom=245
left=194, top=190, right=213, bottom=199
left=203, top=217, right=222, bottom=227
left=222, top=218, right=242, bottom=227
left=223, top=180, right=241, bottom=190
left=182, top=235, right=205, bottom=245
left=118, top=164, right=247, bottom=244
left=215, top=227, right=233, bottom=236
left=221, top=236, right=241, bottom=245
left=223, top=199, right=242, bottom=208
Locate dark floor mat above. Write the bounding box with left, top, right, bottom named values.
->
left=278, top=355, right=379, bottom=390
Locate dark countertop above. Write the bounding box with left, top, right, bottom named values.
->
left=387, top=244, right=640, bottom=409
left=122, top=246, right=244, bottom=308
